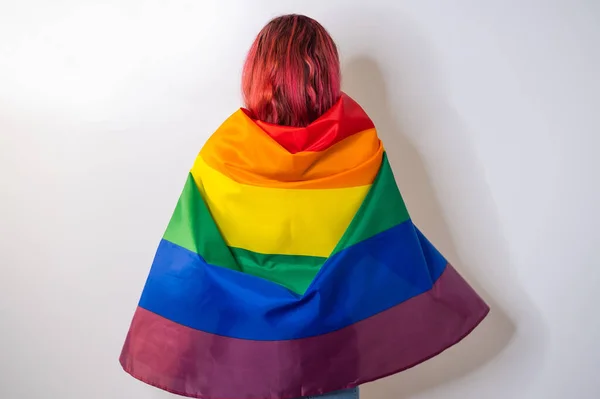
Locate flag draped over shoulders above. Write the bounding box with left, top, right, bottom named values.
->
left=119, top=93, right=489, bottom=399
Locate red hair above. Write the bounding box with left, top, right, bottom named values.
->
left=242, top=14, right=341, bottom=127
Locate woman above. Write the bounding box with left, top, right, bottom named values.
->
left=120, top=14, right=489, bottom=399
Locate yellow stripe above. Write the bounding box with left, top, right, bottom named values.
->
left=191, top=157, right=370, bottom=257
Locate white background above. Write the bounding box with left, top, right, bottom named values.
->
left=1, top=1, right=599, bottom=398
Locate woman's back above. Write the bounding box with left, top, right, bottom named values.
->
left=119, top=14, right=490, bottom=399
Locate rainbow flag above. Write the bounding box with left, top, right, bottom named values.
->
left=120, top=94, right=489, bottom=399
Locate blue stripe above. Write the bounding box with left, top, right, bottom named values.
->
left=138, top=221, right=447, bottom=340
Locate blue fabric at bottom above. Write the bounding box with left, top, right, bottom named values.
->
left=140, top=221, right=447, bottom=340
left=301, top=388, right=358, bottom=399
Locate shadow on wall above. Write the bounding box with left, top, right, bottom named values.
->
left=339, top=12, right=543, bottom=397
left=342, top=57, right=515, bottom=398
left=343, top=54, right=511, bottom=397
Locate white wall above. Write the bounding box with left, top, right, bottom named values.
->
left=1, top=1, right=598, bottom=398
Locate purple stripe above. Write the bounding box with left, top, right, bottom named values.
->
left=120, top=265, right=489, bottom=399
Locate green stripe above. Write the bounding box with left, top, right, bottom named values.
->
left=230, top=248, right=325, bottom=294
left=163, top=173, right=238, bottom=269
left=333, top=152, right=410, bottom=254
left=162, top=152, right=409, bottom=295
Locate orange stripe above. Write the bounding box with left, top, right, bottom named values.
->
left=200, top=110, right=383, bottom=189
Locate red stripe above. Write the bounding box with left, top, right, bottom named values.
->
left=249, top=92, right=375, bottom=154
left=120, top=265, right=489, bottom=399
